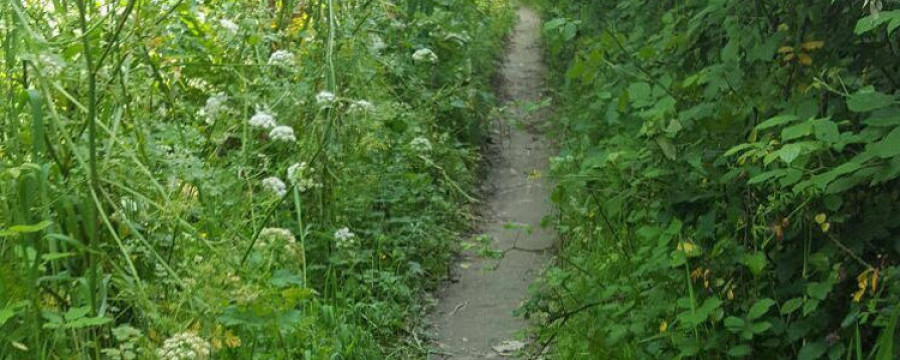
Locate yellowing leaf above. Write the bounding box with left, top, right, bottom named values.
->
left=801, top=41, right=825, bottom=51
left=820, top=222, right=831, bottom=233
left=660, top=321, right=668, bottom=333
left=815, top=213, right=827, bottom=224
left=798, top=53, right=813, bottom=66
left=777, top=46, right=794, bottom=54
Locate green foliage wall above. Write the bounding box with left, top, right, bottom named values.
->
left=0, top=0, right=512, bottom=358
left=527, top=0, right=900, bottom=358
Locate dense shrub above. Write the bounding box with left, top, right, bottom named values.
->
left=0, top=0, right=512, bottom=358
left=526, top=0, right=899, bottom=358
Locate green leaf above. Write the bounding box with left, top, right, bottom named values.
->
left=750, top=321, right=772, bottom=334
left=0, top=301, right=28, bottom=326
left=724, top=316, right=746, bottom=332
left=806, top=281, right=832, bottom=301
left=748, top=298, right=776, bottom=320
left=777, top=144, right=803, bottom=164
left=0, top=220, right=53, bottom=237
left=781, top=122, right=813, bottom=141
left=64, top=306, right=90, bottom=322
left=656, top=136, right=677, bottom=160
left=66, top=316, right=112, bottom=329
left=740, top=252, right=767, bottom=276
left=813, top=119, right=840, bottom=143
left=728, top=345, right=752, bottom=357
left=847, top=86, right=897, bottom=113
left=798, top=340, right=828, bottom=360
left=781, top=298, right=804, bottom=315
left=868, top=127, right=900, bottom=158
left=628, top=82, right=653, bottom=107
left=270, top=269, right=303, bottom=288
left=756, top=114, right=799, bottom=130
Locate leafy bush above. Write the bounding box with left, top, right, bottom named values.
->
left=0, top=0, right=512, bottom=358
left=526, top=0, right=900, bottom=359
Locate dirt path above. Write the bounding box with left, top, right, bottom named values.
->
left=429, top=6, right=551, bottom=360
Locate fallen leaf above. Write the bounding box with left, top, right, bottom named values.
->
left=493, top=340, right=527, bottom=356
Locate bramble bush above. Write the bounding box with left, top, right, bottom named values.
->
left=0, top=0, right=512, bottom=358
left=525, top=0, right=899, bottom=359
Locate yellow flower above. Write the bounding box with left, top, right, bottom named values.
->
left=659, top=321, right=668, bottom=333
left=852, top=268, right=879, bottom=302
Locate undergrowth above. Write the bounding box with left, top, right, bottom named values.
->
left=0, top=0, right=513, bottom=358
left=526, top=0, right=900, bottom=359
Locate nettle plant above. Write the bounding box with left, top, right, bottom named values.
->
left=1, top=0, right=511, bottom=358
left=526, top=0, right=898, bottom=359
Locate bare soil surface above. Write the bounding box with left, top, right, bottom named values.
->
left=429, top=6, right=552, bottom=359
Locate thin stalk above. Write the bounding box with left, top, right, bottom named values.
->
left=293, top=187, right=307, bottom=287
left=76, top=0, right=100, bottom=320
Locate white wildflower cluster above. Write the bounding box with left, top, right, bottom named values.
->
left=268, top=50, right=295, bottom=66
left=200, top=93, right=229, bottom=125
left=315, top=91, right=336, bottom=107
left=249, top=111, right=276, bottom=129
left=156, top=332, right=211, bottom=360
left=37, top=54, right=64, bottom=77
left=369, top=34, right=387, bottom=54
left=334, top=227, right=356, bottom=249
left=219, top=18, right=239, bottom=34
left=261, top=177, right=287, bottom=197
left=287, top=162, right=320, bottom=192
left=409, top=136, right=433, bottom=152
left=187, top=78, right=211, bottom=91
left=269, top=126, right=296, bottom=143
left=258, top=227, right=301, bottom=258
left=412, top=48, right=438, bottom=63
left=349, top=100, right=375, bottom=113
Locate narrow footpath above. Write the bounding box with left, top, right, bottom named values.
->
left=430, top=6, right=553, bottom=359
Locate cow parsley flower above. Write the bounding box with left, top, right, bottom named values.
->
left=349, top=100, right=375, bottom=113
left=269, top=126, right=296, bottom=143
left=287, top=162, right=319, bottom=192
left=262, top=177, right=287, bottom=197
left=259, top=227, right=299, bottom=256
left=410, top=136, right=432, bottom=152
left=334, top=227, right=356, bottom=248
left=156, top=332, right=211, bottom=360
left=369, top=34, right=387, bottom=54
left=220, top=19, right=239, bottom=33
left=249, top=111, right=276, bottom=129
left=260, top=227, right=296, bottom=245
left=412, top=48, right=438, bottom=63
left=268, top=50, right=295, bottom=66
left=37, top=54, right=64, bottom=77
left=315, top=91, right=336, bottom=106
left=201, top=93, right=228, bottom=124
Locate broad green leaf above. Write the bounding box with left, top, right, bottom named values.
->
left=798, top=341, right=828, bottom=360
left=756, top=115, right=799, bottom=130
left=781, top=122, right=813, bottom=141
left=868, top=127, right=900, bottom=158
left=847, top=87, right=897, bottom=113
left=740, top=252, right=767, bottom=276
left=813, top=119, right=840, bottom=143
left=748, top=298, right=776, bottom=320
left=728, top=345, right=752, bottom=357
left=749, top=321, right=772, bottom=334
left=777, top=144, right=803, bottom=164
left=781, top=298, right=804, bottom=315
left=806, top=282, right=832, bottom=300
left=0, top=301, right=28, bottom=326
left=656, top=136, right=677, bottom=160
left=724, top=316, right=745, bottom=332
left=66, top=316, right=112, bottom=329
left=0, top=220, right=53, bottom=237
